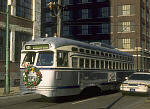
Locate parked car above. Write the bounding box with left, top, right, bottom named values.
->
left=120, top=72, right=150, bottom=95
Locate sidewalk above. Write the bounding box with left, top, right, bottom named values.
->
left=0, top=87, right=20, bottom=97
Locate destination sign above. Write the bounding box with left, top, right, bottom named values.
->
left=25, top=44, right=49, bottom=50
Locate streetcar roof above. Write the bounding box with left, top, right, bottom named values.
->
left=24, top=37, right=132, bottom=57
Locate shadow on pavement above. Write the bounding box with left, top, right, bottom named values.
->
left=28, top=89, right=119, bottom=103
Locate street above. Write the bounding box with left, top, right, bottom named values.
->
left=0, top=92, right=149, bottom=109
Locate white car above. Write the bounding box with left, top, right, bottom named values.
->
left=120, top=72, right=150, bottom=95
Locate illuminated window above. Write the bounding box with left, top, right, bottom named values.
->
left=118, top=38, right=135, bottom=49
left=118, top=22, right=135, bottom=33
left=123, top=39, right=131, bottom=49
left=118, top=5, right=135, bottom=16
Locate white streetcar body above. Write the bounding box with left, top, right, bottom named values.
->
left=20, top=37, right=134, bottom=97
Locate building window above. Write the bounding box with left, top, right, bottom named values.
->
left=45, top=13, right=52, bottom=22
left=77, top=25, right=82, bottom=35
left=146, top=0, right=149, bottom=7
left=123, top=39, right=131, bottom=49
left=0, top=0, right=6, bottom=12
left=117, top=22, right=135, bottom=33
left=97, top=23, right=110, bottom=34
left=16, top=0, right=33, bottom=19
left=118, top=5, right=135, bottom=16
left=82, top=0, right=92, bottom=3
left=64, top=0, right=74, bottom=5
left=0, top=80, right=5, bottom=88
left=141, top=7, right=145, bottom=18
left=82, top=9, right=92, bottom=19
left=141, top=23, right=145, bottom=35
left=0, top=29, right=6, bottom=61
left=98, top=7, right=110, bottom=18
left=63, top=26, right=73, bottom=37
left=96, top=0, right=106, bottom=2
left=78, top=9, right=82, bottom=19
left=118, top=38, right=135, bottom=49
left=15, top=32, right=31, bottom=61
left=63, top=10, right=73, bottom=21
left=77, top=0, right=82, bottom=4
left=45, top=27, right=52, bottom=37
left=82, top=25, right=92, bottom=35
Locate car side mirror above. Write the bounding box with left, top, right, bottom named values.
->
left=125, top=77, right=128, bottom=80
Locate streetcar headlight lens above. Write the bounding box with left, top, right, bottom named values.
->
left=145, top=84, right=150, bottom=88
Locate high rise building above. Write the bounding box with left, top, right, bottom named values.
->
left=41, top=0, right=150, bottom=71
left=0, top=0, right=41, bottom=87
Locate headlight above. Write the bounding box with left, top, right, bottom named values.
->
left=145, top=84, right=150, bottom=88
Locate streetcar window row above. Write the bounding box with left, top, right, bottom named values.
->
left=72, top=57, right=133, bottom=70
left=72, top=47, right=133, bottom=61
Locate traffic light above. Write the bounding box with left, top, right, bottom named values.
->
left=48, top=2, right=53, bottom=10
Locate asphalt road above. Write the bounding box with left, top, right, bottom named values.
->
left=0, top=92, right=149, bottom=109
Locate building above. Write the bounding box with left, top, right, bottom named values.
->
left=0, top=0, right=41, bottom=87
left=111, top=0, right=150, bottom=71
left=41, top=0, right=150, bottom=71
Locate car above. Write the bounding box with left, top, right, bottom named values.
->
left=120, top=72, right=150, bottom=95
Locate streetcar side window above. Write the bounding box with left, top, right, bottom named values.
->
left=109, top=61, right=112, bottom=69
left=91, top=59, right=95, bottom=68
left=57, top=51, right=68, bottom=67
left=79, top=58, right=84, bottom=68
left=85, top=59, right=90, bottom=68
left=101, top=60, right=104, bottom=69
left=105, top=61, right=108, bottom=69
left=96, top=60, right=100, bottom=68
left=72, top=57, right=78, bottom=68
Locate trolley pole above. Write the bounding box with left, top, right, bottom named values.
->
left=5, top=0, right=10, bottom=94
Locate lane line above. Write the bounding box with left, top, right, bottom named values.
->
left=72, top=97, right=97, bottom=104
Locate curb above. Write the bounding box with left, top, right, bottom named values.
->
left=0, top=93, right=36, bottom=100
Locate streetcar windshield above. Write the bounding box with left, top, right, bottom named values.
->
left=36, top=51, right=54, bottom=66
left=22, top=52, right=36, bottom=66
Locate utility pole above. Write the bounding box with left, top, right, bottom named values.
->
left=5, top=0, right=10, bottom=94
left=48, top=0, right=63, bottom=37
left=57, top=0, right=62, bottom=37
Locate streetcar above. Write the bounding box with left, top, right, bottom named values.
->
left=20, top=37, right=134, bottom=97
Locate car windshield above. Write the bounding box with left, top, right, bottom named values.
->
left=129, top=74, right=150, bottom=81
left=36, top=51, right=54, bottom=66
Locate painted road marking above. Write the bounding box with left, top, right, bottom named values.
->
left=72, top=97, right=97, bottom=104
